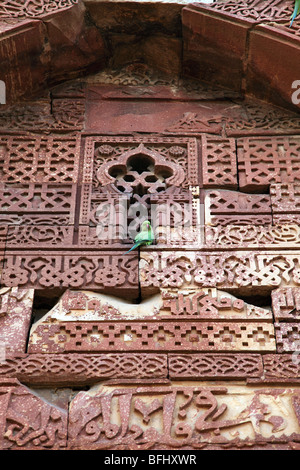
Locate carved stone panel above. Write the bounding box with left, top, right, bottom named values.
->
left=272, top=287, right=300, bottom=322
left=0, top=379, right=67, bottom=450
left=1, top=252, right=139, bottom=298
left=237, top=136, right=300, bottom=191
left=0, top=135, right=81, bottom=184
left=140, top=251, right=300, bottom=294
left=0, top=183, right=77, bottom=226
left=0, top=354, right=168, bottom=385
left=205, top=189, right=272, bottom=226
left=68, top=382, right=300, bottom=449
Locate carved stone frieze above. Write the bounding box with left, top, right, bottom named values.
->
left=0, top=354, right=168, bottom=385
left=1, top=252, right=139, bottom=298
left=140, top=251, right=300, bottom=293
left=28, top=320, right=276, bottom=353
left=68, top=382, right=300, bottom=449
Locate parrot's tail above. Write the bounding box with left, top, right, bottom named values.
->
left=123, top=243, right=139, bottom=255
left=290, top=5, right=299, bottom=27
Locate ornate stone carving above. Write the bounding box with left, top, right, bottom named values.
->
left=275, top=323, right=300, bottom=353
left=68, top=382, right=300, bottom=449
left=6, top=226, right=74, bottom=248
left=0, top=0, right=78, bottom=18
left=0, top=354, right=167, bottom=385
left=197, top=0, right=292, bottom=23
left=23, top=288, right=271, bottom=324
left=237, top=136, right=300, bottom=191
left=205, top=224, right=300, bottom=248
left=205, top=189, right=272, bottom=226
left=0, top=378, right=67, bottom=449
left=0, top=135, right=80, bottom=184
left=263, top=354, right=300, bottom=381
left=140, top=251, right=300, bottom=293
left=80, top=136, right=200, bottom=245
left=28, top=320, right=276, bottom=353
left=1, top=252, right=139, bottom=298
left=0, top=99, right=85, bottom=131
left=0, top=183, right=77, bottom=226
left=272, top=287, right=300, bottom=322
left=270, top=183, right=300, bottom=224
left=83, top=136, right=198, bottom=188
left=168, top=354, right=263, bottom=379
left=201, top=135, right=237, bottom=189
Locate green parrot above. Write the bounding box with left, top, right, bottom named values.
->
left=123, top=220, right=154, bottom=254
left=290, top=0, right=300, bottom=26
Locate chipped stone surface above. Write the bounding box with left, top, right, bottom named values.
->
left=0, top=378, right=68, bottom=449
left=0, top=288, right=34, bottom=353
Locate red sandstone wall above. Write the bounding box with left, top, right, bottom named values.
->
left=0, top=0, right=300, bottom=452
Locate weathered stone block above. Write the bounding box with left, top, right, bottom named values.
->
left=0, top=378, right=67, bottom=449
left=182, top=5, right=248, bottom=91
left=0, top=287, right=34, bottom=353
left=272, top=287, right=300, bottom=322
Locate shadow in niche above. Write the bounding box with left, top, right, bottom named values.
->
left=32, top=289, right=66, bottom=324
left=221, top=288, right=273, bottom=310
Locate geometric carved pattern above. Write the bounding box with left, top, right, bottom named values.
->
left=0, top=354, right=168, bottom=385
left=272, top=288, right=300, bottom=322
left=1, top=252, right=139, bottom=295
left=0, top=183, right=77, bottom=225
left=168, top=353, right=263, bottom=379
left=237, top=137, right=300, bottom=191
left=275, top=323, right=300, bottom=353
left=28, top=321, right=276, bottom=353
left=6, top=225, right=74, bottom=248
left=201, top=0, right=292, bottom=22
left=201, top=135, right=237, bottom=189
left=205, top=224, right=300, bottom=248
left=263, top=354, right=300, bottom=381
left=205, top=189, right=272, bottom=226
left=0, top=135, right=80, bottom=184
left=0, top=0, right=78, bottom=18
left=140, top=251, right=300, bottom=291
left=270, top=183, right=300, bottom=224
